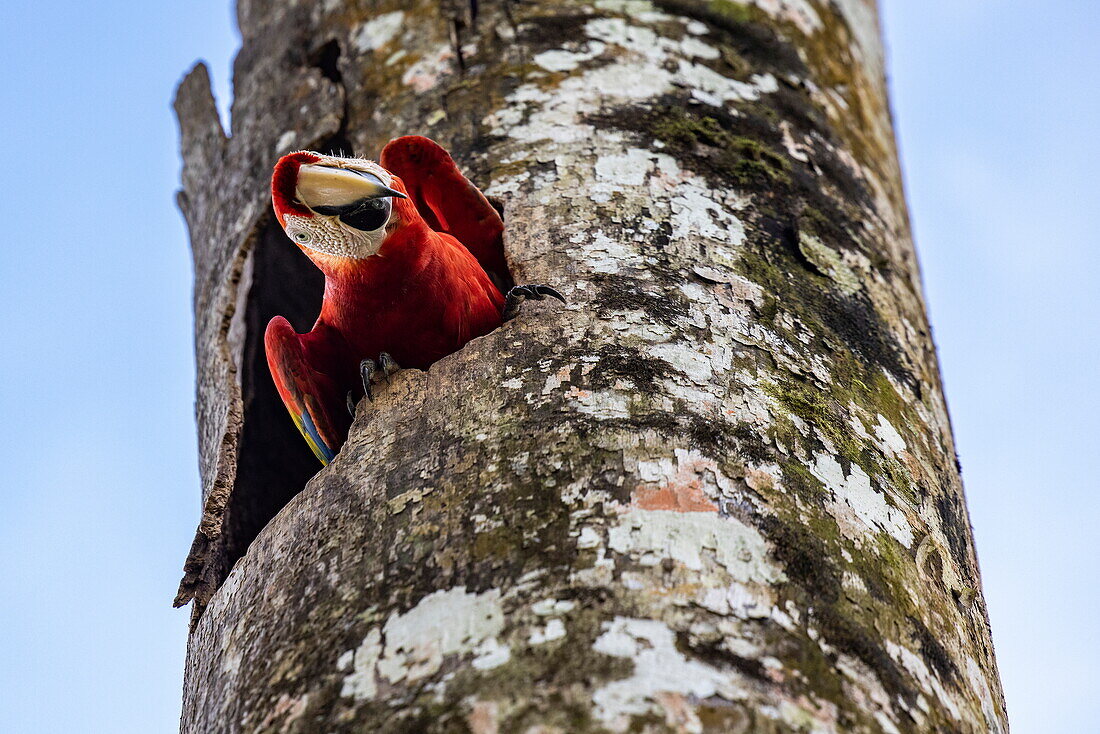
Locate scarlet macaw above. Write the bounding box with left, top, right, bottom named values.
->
left=265, top=136, right=563, bottom=464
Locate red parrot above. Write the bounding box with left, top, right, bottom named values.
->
left=265, top=136, right=563, bottom=464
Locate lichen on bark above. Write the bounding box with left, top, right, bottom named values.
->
left=175, top=1, right=1007, bottom=732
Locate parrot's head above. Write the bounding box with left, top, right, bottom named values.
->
left=271, top=151, right=412, bottom=260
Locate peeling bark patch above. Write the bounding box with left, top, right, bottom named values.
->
left=810, top=453, right=914, bottom=548
left=339, top=587, right=508, bottom=701
left=591, top=618, right=737, bottom=731
left=609, top=509, right=781, bottom=584
left=599, top=99, right=792, bottom=193
left=652, top=0, right=807, bottom=75
left=352, top=11, right=405, bottom=53
left=632, top=482, right=718, bottom=512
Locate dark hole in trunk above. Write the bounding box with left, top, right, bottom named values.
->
left=220, top=216, right=326, bottom=581
left=309, top=38, right=343, bottom=85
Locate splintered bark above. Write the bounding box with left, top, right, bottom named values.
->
left=175, top=1, right=1007, bottom=731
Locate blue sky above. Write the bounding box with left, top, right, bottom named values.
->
left=0, top=1, right=1094, bottom=732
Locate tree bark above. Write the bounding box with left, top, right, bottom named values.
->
left=174, top=1, right=1007, bottom=731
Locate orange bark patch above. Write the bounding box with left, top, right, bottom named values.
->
left=466, top=700, right=499, bottom=734
left=632, top=480, right=719, bottom=512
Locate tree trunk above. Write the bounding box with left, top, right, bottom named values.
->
left=174, top=1, right=1007, bottom=731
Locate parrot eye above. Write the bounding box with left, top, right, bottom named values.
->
left=338, top=197, right=392, bottom=232
left=292, top=230, right=313, bottom=245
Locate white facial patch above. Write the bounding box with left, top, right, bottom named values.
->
left=283, top=211, right=391, bottom=260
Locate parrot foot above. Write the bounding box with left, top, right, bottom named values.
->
left=502, top=284, right=566, bottom=322
left=360, top=352, right=401, bottom=402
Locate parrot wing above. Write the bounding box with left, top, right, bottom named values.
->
left=264, top=316, right=345, bottom=465
left=381, top=136, right=510, bottom=289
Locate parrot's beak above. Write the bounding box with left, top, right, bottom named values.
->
left=296, top=164, right=407, bottom=212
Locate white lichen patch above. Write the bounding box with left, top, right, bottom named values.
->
left=591, top=618, right=741, bottom=731
left=340, top=628, right=384, bottom=700
left=471, top=637, right=512, bottom=671
left=575, top=230, right=652, bottom=273
left=487, top=16, right=778, bottom=150
left=275, top=130, right=297, bottom=152
left=595, top=148, right=654, bottom=187
left=679, top=35, right=721, bottom=60
left=567, top=388, right=632, bottom=419
left=533, top=41, right=607, bottom=73
left=576, top=525, right=603, bottom=549
left=966, top=654, right=1006, bottom=734
left=873, top=414, right=907, bottom=454
left=583, top=17, right=722, bottom=67
left=749, top=0, right=823, bottom=37
left=780, top=120, right=811, bottom=162
left=542, top=365, right=573, bottom=395
left=630, top=449, right=752, bottom=513
left=832, top=0, right=887, bottom=83
left=339, top=587, right=507, bottom=701
left=647, top=342, right=714, bottom=384
left=670, top=182, right=748, bottom=246
left=608, top=509, right=782, bottom=584
left=528, top=618, right=567, bottom=645
left=698, top=581, right=775, bottom=619
left=352, top=11, right=404, bottom=53
left=798, top=231, right=861, bottom=295
left=886, top=640, right=962, bottom=722
left=532, top=598, right=577, bottom=616
left=401, top=44, right=454, bottom=93
left=810, top=454, right=914, bottom=548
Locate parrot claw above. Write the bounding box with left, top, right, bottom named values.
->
left=347, top=391, right=357, bottom=417
left=379, top=352, right=400, bottom=376
left=360, top=352, right=402, bottom=402
left=502, top=284, right=566, bottom=321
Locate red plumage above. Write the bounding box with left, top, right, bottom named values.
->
left=264, top=136, right=508, bottom=464
left=380, top=136, right=510, bottom=288
left=270, top=151, right=321, bottom=218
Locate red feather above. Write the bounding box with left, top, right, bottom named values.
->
left=381, top=136, right=510, bottom=287
left=271, top=151, right=320, bottom=220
